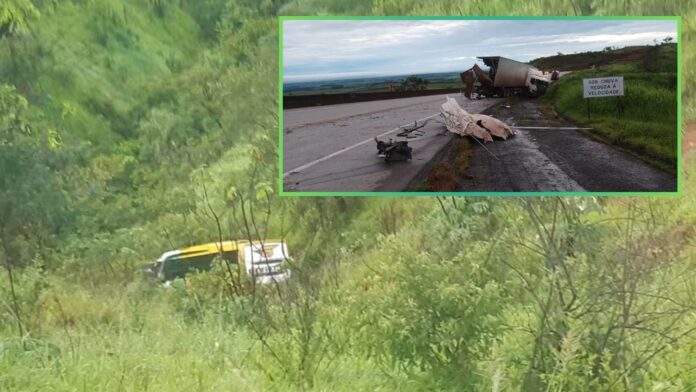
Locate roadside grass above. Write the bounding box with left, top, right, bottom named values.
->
left=0, top=279, right=265, bottom=391
left=542, top=49, right=677, bottom=172
left=422, top=137, right=471, bottom=191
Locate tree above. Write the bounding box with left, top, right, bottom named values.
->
left=399, top=75, right=429, bottom=91
left=0, top=84, right=68, bottom=340
left=642, top=44, right=660, bottom=72
left=0, top=0, right=39, bottom=65
left=0, top=0, right=39, bottom=37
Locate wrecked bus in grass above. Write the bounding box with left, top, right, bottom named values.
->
left=142, top=240, right=291, bottom=284
left=461, top=56, right=550, bottom=98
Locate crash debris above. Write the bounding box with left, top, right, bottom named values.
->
left=440, top=96, right=517, bottom=142
left=461, top=56, right=550, bottom=98
left=373, top=99, right=516, bottom=163
left=373, top=119, right=432, bottom=162
left=396, top=121, right=426, bottom=138
left=374, top=138, right=413, bottom=161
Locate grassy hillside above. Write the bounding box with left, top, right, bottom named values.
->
left=542, top=44, right=677, bottom=171
left=2, top=1, right=202, bottom=151
left=530, top=44, right=676, bottom=71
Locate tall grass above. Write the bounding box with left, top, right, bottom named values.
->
left=544, top=56, right=677, bottom=171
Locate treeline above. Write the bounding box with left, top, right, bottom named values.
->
left=0, top=0, right=281, bottom=270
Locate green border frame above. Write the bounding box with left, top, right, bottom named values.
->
left=278, top=16, right=682, bottom=197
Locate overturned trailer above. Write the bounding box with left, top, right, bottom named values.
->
left=461, top=56, right=550, bottom=98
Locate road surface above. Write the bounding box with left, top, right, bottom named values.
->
left=283, top=94, right=501, bottom=192
left=458, top=100, right=677, bottom=192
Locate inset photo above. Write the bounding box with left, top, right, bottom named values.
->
left=280, top=17, right=680, bottom=195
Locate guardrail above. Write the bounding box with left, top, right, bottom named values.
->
left=283, top=88, right=463, bottom=109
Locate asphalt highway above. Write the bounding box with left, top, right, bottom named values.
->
left=282, top=93, right=501, bottom=192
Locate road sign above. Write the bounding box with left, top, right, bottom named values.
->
left=583, top=76, right=624, bottom=98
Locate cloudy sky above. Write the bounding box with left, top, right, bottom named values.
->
left=283, top=19, right=677, bottom=83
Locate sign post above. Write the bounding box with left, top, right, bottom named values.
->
left=582, top=76, right=624, bottom=120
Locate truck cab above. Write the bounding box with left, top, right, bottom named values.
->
left=526, top=72, right=550, bottom=97
left=461, top=56, right=550, bottom=98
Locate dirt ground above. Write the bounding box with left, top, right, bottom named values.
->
left=453, top=99, right=677, bottom=192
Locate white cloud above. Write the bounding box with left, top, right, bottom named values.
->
left=500, top=30, right=677, bottom=47
left=283, top=20, right=677, bottom=82
left=443, top=56, right=476, bottom=62
left=283, top=20, right=476, bottom=67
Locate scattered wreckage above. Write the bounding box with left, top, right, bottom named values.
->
left=461, top=56, right=550, bottom=98
left=373, top=97, right=517, bottom=161
left=374, top=120, right=427, bottom=161
left=440, top=96, right=516, bottom=142
left=374, top=139, right=413, bottom=161
left=372, top=57, right=550, bottom=161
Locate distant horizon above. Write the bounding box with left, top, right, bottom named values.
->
left=283, top=42, right=668, bottom=84
left=283, top=70, right=462, bottom=85
left=283, top=20, right=677, bottom=83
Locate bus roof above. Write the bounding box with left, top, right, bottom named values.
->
left=160, top=239, right=286, bottom=261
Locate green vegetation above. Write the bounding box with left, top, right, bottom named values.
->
left=399, top=74, right=430, bottom=91
left=1, top=0, right=696, bottom=391
left=284, top=72, right=461, bottom=96
left=542, top=43, right=677, bottom=171
left=530, top=43, right=676, bottom=72
left=412, top=137, right=471, bottom=191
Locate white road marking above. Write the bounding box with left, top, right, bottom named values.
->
left=515, top=126, right=594, bottom=130
left=283, top=112, right=442, bottom=178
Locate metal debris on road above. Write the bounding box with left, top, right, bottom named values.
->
left=396, top=120, right=427, bottom=138
left=374, top=138, right=413, bottom=162
left=440, top=96, right=517, bottom=142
